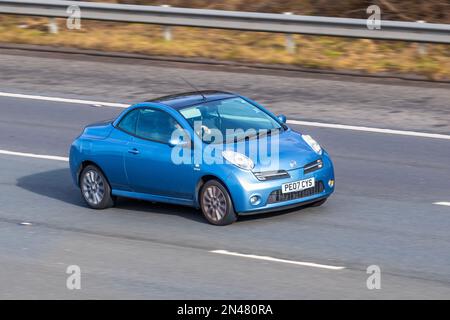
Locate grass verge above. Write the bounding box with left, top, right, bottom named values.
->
left=1, top=16, right=449, bottom=80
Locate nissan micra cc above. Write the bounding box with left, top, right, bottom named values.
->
left=70, top=91, right=335, bottom=225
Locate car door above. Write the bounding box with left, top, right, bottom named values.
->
left=123, top=108, right=194, bottom=200
left=104, top=108, right=141, bottom=191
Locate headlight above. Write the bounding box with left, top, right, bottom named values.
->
left=302, top=134, right=322, bottom=155
left=222, top=150, right=254, bottom=170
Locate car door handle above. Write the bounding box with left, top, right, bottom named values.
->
left=128, top=148, right=140, bottom=155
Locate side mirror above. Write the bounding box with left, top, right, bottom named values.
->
left=277, top=114, right=287, bottom=124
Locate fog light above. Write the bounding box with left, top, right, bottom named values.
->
left=250, top=195, right=261, bottom=206
left=328, top=179, right=335, bottom=188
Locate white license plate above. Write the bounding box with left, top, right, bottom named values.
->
left=281, top=178, right=315, bottom=194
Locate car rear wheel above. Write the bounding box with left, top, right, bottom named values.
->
left=200, top=180, right=237, bottom=226
left=80, top=165, right=115, bottom=209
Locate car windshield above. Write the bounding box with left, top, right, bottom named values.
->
left=179, top=97, right=283, bottom=144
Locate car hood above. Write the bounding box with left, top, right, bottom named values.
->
left=225, top=130, right=320, bottom=172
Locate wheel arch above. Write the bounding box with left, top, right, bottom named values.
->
left=195, top=174, right=234, bottom=209
left=77, top=160, right=109, bottom=187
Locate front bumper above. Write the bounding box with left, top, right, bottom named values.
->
left=226, top=154, right=335, bottom=214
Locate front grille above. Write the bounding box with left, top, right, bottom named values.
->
left=267, top=181, right=324, bottom=204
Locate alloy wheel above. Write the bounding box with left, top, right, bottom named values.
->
left=202, top=185, right=227, bottom=222
left=81, top=170, right=105, bottom=206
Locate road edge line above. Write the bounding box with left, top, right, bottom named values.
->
left=0, top=149, right=68, bottom=162
left=210, top=249, right=345, bottom=270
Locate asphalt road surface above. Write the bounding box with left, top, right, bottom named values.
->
left=0, top=49, right=449, bottom=299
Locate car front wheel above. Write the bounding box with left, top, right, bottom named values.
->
left=80, top=165, right=115, bottom=209
left=200, top=180, right=237, bottom=226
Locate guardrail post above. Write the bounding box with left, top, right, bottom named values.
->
left=163, top=26, right=172, bottom=41
left=416, top=21, right=427, bottom=55
left=283, top=12, right=296, bottom=54
left=161, top=5, right=172, bottom=41
left=48, top=18, right=58, bottom=34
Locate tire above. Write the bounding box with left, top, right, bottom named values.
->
left=200, top=180, right=237, bottom=226
left=79, top=165, right=115, bottom=209
left=310, top=198, right=327, bottom=207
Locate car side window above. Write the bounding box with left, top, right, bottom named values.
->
left=117, top=109, right=139, bottom=134
left=135, top=108, right=181, bottom=144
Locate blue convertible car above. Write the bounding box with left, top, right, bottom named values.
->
left=70, top=91, right=334, bottom=225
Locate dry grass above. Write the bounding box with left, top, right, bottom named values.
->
left=1, top=15, right=449, bottom=80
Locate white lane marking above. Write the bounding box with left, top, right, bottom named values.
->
left=433, top=202, right=450, bottom=207
left=0, top=149, right=68, bottom=162
left=287, top=120, right=450, bottom=141
left=210, top=250, right=345, bottom=270
left=0, top=92, right=129, bottom=108
left=1, top=91, right=450, bottom=140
